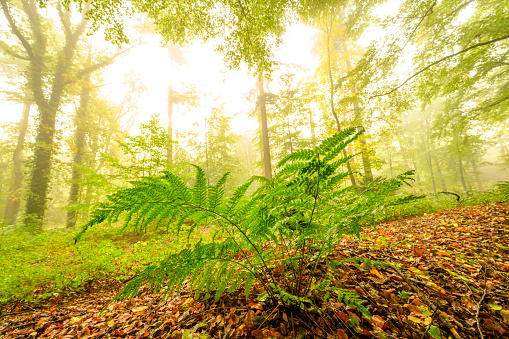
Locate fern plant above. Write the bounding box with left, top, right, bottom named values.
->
left=77, top=127, right=416, bottom=324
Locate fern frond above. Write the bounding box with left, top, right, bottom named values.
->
left=276, top=149, right=315, bottom=169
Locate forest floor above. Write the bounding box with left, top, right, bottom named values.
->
left=1, top=202, right=508, bottom=339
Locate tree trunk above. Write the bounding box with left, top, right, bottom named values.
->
left=324, top=16, right=356, bottom=186
left=167, top=86, right=174, bottom=164
left=4, top=100, right=31, bottom=225
left=205, top=116, right=210, bottom=185
left=257, top=76, right=272, bottom=179
left=388, top=150, right=394, bottom=177
left=18, top=0, right=89, bottom=232
left=430, top=141, right=447, bottom=191
left=470, top=160, right=484, bottom=191
left=345, top=55, right=373, bottom=184
left=66, top=72, right=91, bottom=228
left=308, top=105, right=316, bottom=149
left=413, top=162, right=425, bottom=193
left=424, top=119, right=436, bottom=193
left=458, top=157, right=468, bottom=191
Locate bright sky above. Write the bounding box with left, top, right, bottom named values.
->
left=101, top=22, right=319, bottom=137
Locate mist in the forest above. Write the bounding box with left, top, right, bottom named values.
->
left=0, top=0, right=507, bottom=232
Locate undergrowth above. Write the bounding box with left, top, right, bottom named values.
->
left=378, top=184, right=509, bottom=222
left=76, top=128, right=419, bottom=325
left=0, top=223, right=209, bottom=305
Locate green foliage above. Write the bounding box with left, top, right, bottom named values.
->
left=495, top=181, right=509, bottom=201
left=378, top=188, right=508, bottom=223
left=78, top=128, right=418, bottom=316
left=0, top=224, right=194, bottom=304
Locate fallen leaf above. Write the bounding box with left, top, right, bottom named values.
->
left=428, top=325, right=441, bottom=338
left=252, top=329, right=264, bottom=339
left=70, top=316, right=82, bottom=325
left=372, top=315, right=385, bottom=328
left=370, top=269, right=384, bottom=279
left=436, top=251, right=450, bottom=257
left=407, top=315, right=422, bottom=324
left=488, top=303, right=502, bottom=311
left=337, top=328, right=348, bottom=339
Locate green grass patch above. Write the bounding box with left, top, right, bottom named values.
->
left=0, top=223, right=211, bottom=305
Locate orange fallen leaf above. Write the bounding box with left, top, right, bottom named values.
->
left=436, top=251, right=450, bottom=257
left=372, top=315, right=385, bottom=328
left=337, top=328, right=348, bottom=339
left=252, top=329, right=264, bottom=339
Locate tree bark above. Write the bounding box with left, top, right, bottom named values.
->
left=16, top=0, right=89, bottom=232
left=167, top=86, right=174, bottom=164
left=308, top=105, right=316, bottom=149
left=430, top=141, right=447, bottom=191
left=345, top=55, right=373, bottom=184
left=388, top=150, right=394, bottom=177
left=458, top=157, right=468, bottom=191
left=324, top=15, right=356, bottom=186
left=470, top=160, right=484, bottom=191
left=257, top=76, right=272, bottom=179
left=66, top=71, right=91, bottom=228
left=424, top=119, right=436, bottom=193
left=3, top=100, right=31, bottom=225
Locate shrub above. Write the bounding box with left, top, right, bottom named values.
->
left=77, top=128, right=417, bottom=319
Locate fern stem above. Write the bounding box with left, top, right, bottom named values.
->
left=297, top=156, right=322, bottom=296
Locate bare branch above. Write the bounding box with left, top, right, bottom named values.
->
left=0, top=39, right=29, bottom=60
left=67, top=46, right=133, bottom=85
left=370, top=34, right=509, bottom=99
left=71, top=1, right=90, bottom=39
left=22, top=0, right=45, bottom=53
left=57, top=2, right=72, bottom=37
left=0, top=0, right=35, bottom=60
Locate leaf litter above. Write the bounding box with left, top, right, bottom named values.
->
left=1, top=202, right=508, bottom=338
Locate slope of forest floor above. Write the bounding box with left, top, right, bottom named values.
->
left=1, top=202, right=508, bottom=339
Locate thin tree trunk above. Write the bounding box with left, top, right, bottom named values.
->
left=167, top=86, right=174, bottom=164
left=498, top=137, right=509, bottom=175
left=430, top=141, right=447, bottom=191
left=345, top=55, right=373, bottom=184
left=257, top=76, right=272, bottom=179
left=4, top=100, right=31, bottom=225
left=286, top=109, right=293, bottom=154
left=458, top=157, right=468, bottom=191
left=66, top=71, right=91, bottom=228
left=424, top=119, right=436, bottom=193
left=324, top=15, right=356, bottom=186
left=205, top=116, right=210, bottom=185
left=308, top=105, right=316, bottom=148
left=470, top=160, right=484, bottom=191
left=388, top=150, right=394, bottom=177
left=413, top=162, right=425, bottom=193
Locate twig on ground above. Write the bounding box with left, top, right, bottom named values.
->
left=475, top=264, right=488, bottom=339
left=391, top=265, right=461, bottom=339
left=420, top=296, right=440, bottom=339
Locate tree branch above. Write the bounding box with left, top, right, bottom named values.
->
left=23, top=0, right=45, bottom=53
left=0, top=39, right=29, bottom=60
left=473, top=94, right=509, bottom=112
left=370, top=34, right=509, bottom=99
left=71, top=1, right=90, bottom=39
left=67, top=46, right=133, bottom=85
left=57, top=1, right=72, bottom=37
left=0, top=0, right=35, bottom=60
